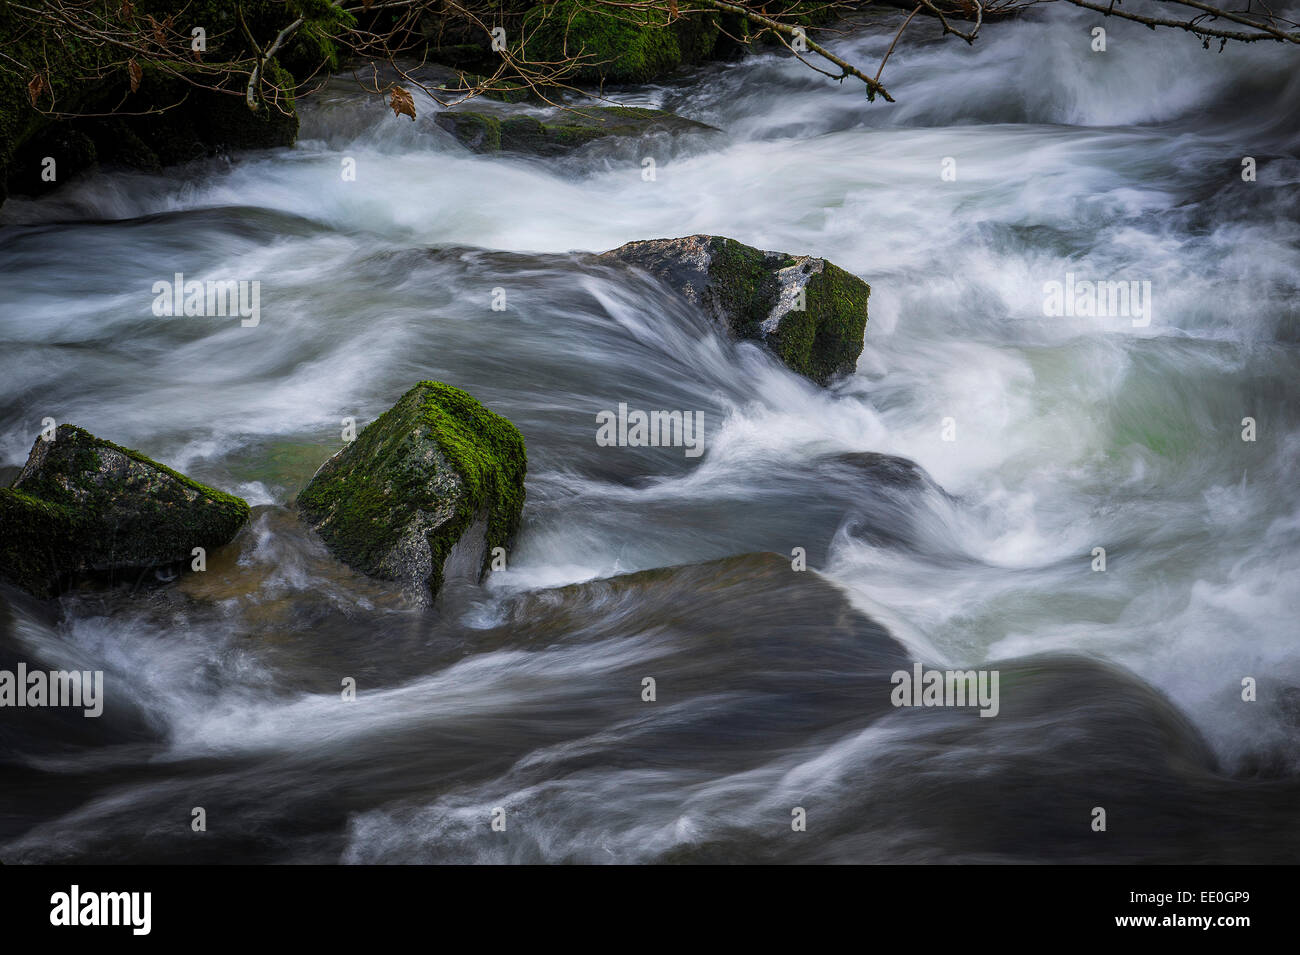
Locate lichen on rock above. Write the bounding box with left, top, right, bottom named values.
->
left=601, top=235, right=870, bottom=385
left=0, top=425, right=250, bottom=598
left=296, top=381, right=527, bottom=603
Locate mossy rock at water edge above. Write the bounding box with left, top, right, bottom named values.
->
left=435, top=105, right=716, bottom=155
left=296, top=381, right=527, bottom=603
left=0, top=426, right=250, bottom=599
left=602, top=235, right=870, bottom=385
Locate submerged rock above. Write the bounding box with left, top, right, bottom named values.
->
left=296, top=381, right=527, bottom=603
left=435, top=106, right=714, bottom=156
left=602, top=235, right=871, bottom=385
left=828, top=452, right=930, bottom=491
left=0, top=426, right=250, bottom=599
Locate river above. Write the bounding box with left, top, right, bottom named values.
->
left=1, top=9, right=1297, bottom=862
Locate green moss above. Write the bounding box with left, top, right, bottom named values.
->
left=0, top=425, right=249, bottom=598
left=704, top=237, right=782, bottom=339
left=441, top=5, right=718, bottom=88
left=702, top=237, right=869, bottom=384
left=769, top=262, right=870, bottom=384
left=296, top=382, right=527, bottom=597
left=129, top=1, right=354, bottom=78
left=438, top=111, right=504, bottom=151
left=521, top=1, right=684, bottom=84
left=277, top=0, right=355, bottom=76
left=416, top=381, right=527, bottom=568
left=502, top=114, right=602, bottom=152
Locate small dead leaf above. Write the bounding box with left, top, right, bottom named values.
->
left=128, top=57, right=142, bottom=93
left=119, top=0, right=134, bottom=20
left=669, top=0, right=678, bottom=17
left=389, top=86, right=416, bottom=121
left=147, top=14, right=167, bottom=46
left=27, top=72, right=46, bottom=107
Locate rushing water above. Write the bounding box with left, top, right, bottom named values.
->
left=1, top=9, right=1298, bottom=863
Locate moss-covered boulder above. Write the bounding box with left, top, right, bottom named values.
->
left=602, top=235, right=870, bottom=385
left=296, top=382, right=527, bottom=603
left=0, top=426, right=250, bottom=599
left=436, top=105, right=714, bottom=156
left=520, top=2, right=721, bottom=85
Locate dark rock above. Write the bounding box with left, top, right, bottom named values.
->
left=829, top=451, right=929, bottom=491
left=0, top=426, right=249, bottom=599
left=436, top=105, right=715, bottom=156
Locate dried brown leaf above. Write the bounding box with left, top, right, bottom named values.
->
left=389, top=86, right=416, bottom=121
left=27, top=72, right=46, bottom=107
left=147, top=14, right=167, bottom=46
left=128, top=57, right=142, bottom=93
